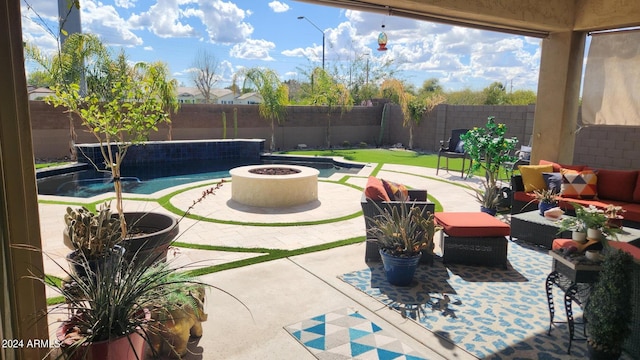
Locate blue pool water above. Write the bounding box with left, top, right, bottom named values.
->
left=37, top=158, right=362, bottom=198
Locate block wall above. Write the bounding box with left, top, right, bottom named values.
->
left=28, top=101, right=640, bottom=170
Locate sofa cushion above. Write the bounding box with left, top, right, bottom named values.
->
left=539, top=160, right=587, bottom=173
left=381, top=179, right=409, bottom=201
left=597, top=169, right=638, bottom=202
left=434, top=212, right=510, bottom=237
left=634, top=173, right=640, bottom=203
left=561, top=170, right=598, bottom=199
left=543, top=172, right=563, bottom=194
left=365, top=176, right=390, bottom=201
left=519, top=164, right=553, bottom=192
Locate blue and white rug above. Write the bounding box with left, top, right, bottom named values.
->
left=339, top=241, right=596, bottom=360
left=284, top=307, right=429, bottom=359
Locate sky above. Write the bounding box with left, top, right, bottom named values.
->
left=20, top=0, right=546, bottom=92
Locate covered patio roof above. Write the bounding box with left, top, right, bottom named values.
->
left=1, top=1, right=639, bottom=358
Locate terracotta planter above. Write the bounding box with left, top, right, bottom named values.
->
left=121, top=212, right=179, bottom=266
left=57, top=322, right=146, bottom=360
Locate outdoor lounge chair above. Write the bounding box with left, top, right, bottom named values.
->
left=436, top=129, right=471, bottom=178
left=361, top=183, right=435, bottom=262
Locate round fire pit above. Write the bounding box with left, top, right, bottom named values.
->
left=229, top=165, right=319, bottom=207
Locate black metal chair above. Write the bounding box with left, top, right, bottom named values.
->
left=436, top=129, right=471, bottom=178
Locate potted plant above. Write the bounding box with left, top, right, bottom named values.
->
left=62, top=202, right=123, bottom=277
left=574, top=203, right=608, bottom=240
left=469, top=180, right=502, bottom=216
left=366, top=202, right=441, bottom=286
left=557, top=216, right=588, bottom=242
left=460, top=116, right=518, bottom=215
left=39, top=247, right=208, bottom=360
left=585, top=248, right=634, bottom=359
left=45, top=34, right=180, bottom=263
left=525, top=188, right=559, bottom=216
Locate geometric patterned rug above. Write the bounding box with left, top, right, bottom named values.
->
left=284, top=307, right=429, bottom=359
left=338, top=240, right=606, bottom=360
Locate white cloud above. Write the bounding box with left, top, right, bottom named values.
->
left=268, top=1, right=290, bottom=13
left=230, top=39, right=275, bottom=61
left=186, top=0, right=253, bottom=44
left=81, top=0, right=143, bottom=46
left=115, top=0, right=136, bottom=9
left=144, top=46, right=154, bottom=51
left=128, top=0, right=197, bottom=38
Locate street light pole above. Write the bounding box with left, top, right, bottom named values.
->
left=297, top=16, right=325, bottom=69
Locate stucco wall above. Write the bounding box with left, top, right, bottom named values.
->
left=29, top=101, right=640, bottom=170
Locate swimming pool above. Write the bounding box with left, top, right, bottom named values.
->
left=36, top=157, right=363, bottom=197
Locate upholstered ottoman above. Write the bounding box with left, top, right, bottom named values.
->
left=435, top=212, right=510, bottom=268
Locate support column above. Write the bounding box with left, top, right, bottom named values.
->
left=531, top=31, right=586, bottom=165
left=0, top=1, right=48, bottom=359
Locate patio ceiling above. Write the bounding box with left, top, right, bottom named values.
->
left=295, top=0, right=640, bottom=36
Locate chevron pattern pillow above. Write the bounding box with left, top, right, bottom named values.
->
left=561, top=170, right=598, bottom=199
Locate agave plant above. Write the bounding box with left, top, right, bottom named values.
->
left=366, top=202, right=440, bottom=258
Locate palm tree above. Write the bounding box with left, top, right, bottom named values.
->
left=241, top=67, right=289, bottom=152
left=25, top=33, right=109, bottom=160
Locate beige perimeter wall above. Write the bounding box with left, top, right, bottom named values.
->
left=30, top=101, right=640, bottom=170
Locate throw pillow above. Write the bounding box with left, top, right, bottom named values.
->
left=542, top=172, right=563, bottom=194
left=454, top=140, right=465, bottom=153
left=382, top=179, right=409, bottom=201
left=597, top=169, right=638, bottom=202
left=364, top=176, right=390, bottom=201
left=562, top=170, right=598, bottom=199
left=519, top=164, right=553, bottom=193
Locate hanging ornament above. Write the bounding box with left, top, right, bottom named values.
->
left=377, top=24, right=388, bottom=51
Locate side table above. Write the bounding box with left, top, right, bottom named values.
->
left=546, top=250, right=601, bottom=354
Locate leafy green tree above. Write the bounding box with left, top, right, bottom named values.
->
left=419, top=78, right=443, bottom=95
left=25, top=33, right=110, bottom=160
left=303, top=67, right=353, bottom=148
left=443, top=88, right=486, bottom=105
left=241, top=67, right=289, bottom=152
left=27, top=70, right=53, bottom=88
left=46, top=43, right=176, bottom=236
left=460, top=116, right=518, bottom=210
left=506, top=89, right=537, bottom=105
left=483, top=81, right=507, bottom=105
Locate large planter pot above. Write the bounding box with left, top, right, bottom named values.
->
left=379, top=249, right=421, bottom=286
left=121, top=212, right=179, bottom=267
left=480, top=206, right=497, bottom=216
left=538, top=201, right=557, bottom=216
left=57, top=322, right=146, bottom=360
left=66, top=245, right=125, bottom=278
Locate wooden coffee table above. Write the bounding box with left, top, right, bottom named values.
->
left=511, top=210, right=640, bottom=249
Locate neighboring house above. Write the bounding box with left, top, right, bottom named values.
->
left=177, top=87, right=262, bottom=105
left=28, top=87, right=54, bottom=101
left=235, top=92, right=263, bottom=105
left=177, top=87, right=204, bottom=104
left=212, top=88, right=235, bottom=104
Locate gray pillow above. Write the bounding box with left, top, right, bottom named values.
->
left=542, top=172, right=562, bottom=194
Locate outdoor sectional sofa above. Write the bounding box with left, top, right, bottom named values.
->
left=511, top=159, right=640, bottom=229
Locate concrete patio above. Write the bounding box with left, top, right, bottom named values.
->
left=37, top=162, right=532, bottom=360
